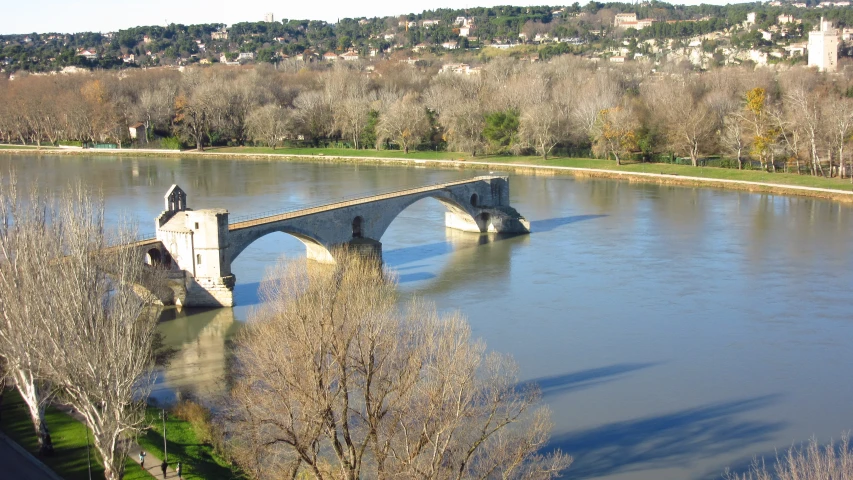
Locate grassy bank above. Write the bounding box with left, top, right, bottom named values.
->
left=482, top=156, right=853, bottom=191
left=215, top=146, right=853, bottom=192
left=0, top=389, right=150, bottom=480
left=4, top=144, right=853, bottom=197
left=0, top=144, right=53, bottom=150
left=137, top=405, right=241, bottom=479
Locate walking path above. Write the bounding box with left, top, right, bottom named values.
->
left=52, top=405, right=182, bottom=479
left=0, top=431, right=63, bottom=480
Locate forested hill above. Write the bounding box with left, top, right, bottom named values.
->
left=4, top=1, right=853, bottom=72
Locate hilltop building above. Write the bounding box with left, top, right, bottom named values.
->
left=808, top=17, right=838, bottom=72
left=614, top=13, right=654, bottom=29
left=264, top=12, right=274, bottom=22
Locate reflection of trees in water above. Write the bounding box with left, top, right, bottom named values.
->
left=153, top=307, right=240, bottom=402
left=745, top=194, right=853, bottom=266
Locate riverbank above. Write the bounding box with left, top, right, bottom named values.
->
left=0, top=389, right=150, bottom=479
left=3, top=145, right=853, bottom=203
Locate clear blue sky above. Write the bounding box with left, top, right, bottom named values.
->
left=6, top=0, right=739, bottom=34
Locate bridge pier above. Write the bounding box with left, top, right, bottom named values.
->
left=445, top=208, right=531, bottom=234
left=347, top=238, right=383, bottom=261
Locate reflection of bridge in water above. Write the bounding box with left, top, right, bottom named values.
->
left=134, top=176, right=530, bottom=307
left=154, top=228, right=531, bottom=403
left=151, top=307, right=238, bottom=403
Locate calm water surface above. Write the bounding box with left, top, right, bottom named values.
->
left=4, top=154, right=853, bottom=480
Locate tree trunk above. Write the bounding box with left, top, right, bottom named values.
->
left=94, top=439, right=122, bottom=480
left=12, top=370, right=53, bottom=456
left=840, top=145, right=845, bottom=179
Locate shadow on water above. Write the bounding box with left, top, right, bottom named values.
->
left=368, top=215, right=609, bottom=270
left=526, top=363, right=659, bottom=398
left=399, top=271, right=437, bottom=283
left=551, top=394, right=787, bottom=479
left=384, top=241, right=454, bottom=267
left=530, top=214, right=608, bottom=233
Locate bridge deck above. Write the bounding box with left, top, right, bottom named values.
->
left=227, top=176, right=496, bottom=231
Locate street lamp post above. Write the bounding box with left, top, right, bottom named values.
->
left=161, top=409, right=167, bottom=462
left=85, top=422, right=92, bottom=480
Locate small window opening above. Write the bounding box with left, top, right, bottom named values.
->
left=352, top=216, right=363, bottom=239
left=197, top=254, right=202, bottom=265
left=194, top=222, right=199, bottom=229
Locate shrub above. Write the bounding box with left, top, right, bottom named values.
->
left=161, top=137, right=183, bottom=150
left=172, top=399, right=213, bottom=444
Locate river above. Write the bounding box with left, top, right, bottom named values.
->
left=3, top=153, right=853, bottom=480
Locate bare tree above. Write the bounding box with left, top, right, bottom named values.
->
left=0, top=178, right=55, bottom=455
left=824, top=95, right=853, bottom=179
left=425, top=75, right=486, bottom=156
left=0, top=179, right=161, bottom=479
left=722, top=112, right=749, bottom=170
left=783, top=76, right=827, bottom=176
left=294, top=90, right=334, bottom=146
left=222, top=250, right=571, bottom=480
left=326, top=68, right=374, bottom=149
left=376, top=94, right=429, bottom=153
left=572, top=71, right=621, bottom=142
left=520, top=102, right=562, bottom=159
left=246, top=104, right=291, bottom=149
left=724, top=434, right=853, bottom=480
left=136, top=84, right=176, bottom=145
left=645, top=78, right=716, bottom=167
left=37, top=188, right=160, bottom=480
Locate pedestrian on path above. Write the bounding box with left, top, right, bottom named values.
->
left=161, top=460, right=167, bottom=478
left=139, top=451, right=146, bottom=468
left=176, top=461, right=182, bottom=479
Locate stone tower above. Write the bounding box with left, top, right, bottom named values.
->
left=156, top=185, right=234, bottom=307
left=808, top=17, right=838, bottom=72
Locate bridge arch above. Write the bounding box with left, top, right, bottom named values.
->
left=145, top=248, right=162, bottom=266
left=367, top=189, right=487, bottom=242
left=228, top=225, right=335, bottom=265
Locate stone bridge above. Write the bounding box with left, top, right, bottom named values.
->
left=140, top=176, right=530, bottom=307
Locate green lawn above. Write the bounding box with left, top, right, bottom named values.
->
left=0, top=389, right=151, bottom=480
left=0, top=145, right=48, bottom=149
left=213, top=147, right=853, bottom=192
left=486, top=156, right=853, bottom=191
left=137, top=407, right=241, bottom=480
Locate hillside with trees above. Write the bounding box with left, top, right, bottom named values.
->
left=5, top=1, right=853, bottom=73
